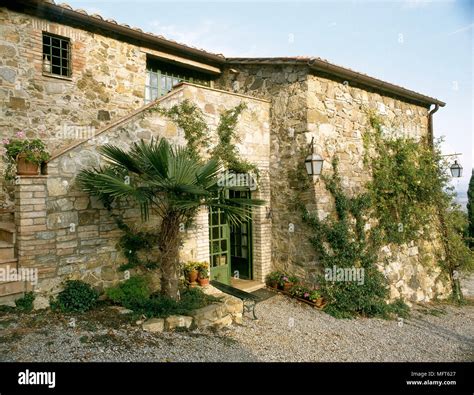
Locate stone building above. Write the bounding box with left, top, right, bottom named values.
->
left=0, top=0, right=449, bottom=305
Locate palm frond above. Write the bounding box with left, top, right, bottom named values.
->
left=100, top=144, right=142, bottom=174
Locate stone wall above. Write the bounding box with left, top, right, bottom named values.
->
left=14, top=84, right=271, bottom=296
left=0, top=7, right=142, bottom=206
left=216, top=64, right=450, bottom=302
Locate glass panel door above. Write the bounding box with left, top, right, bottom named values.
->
left=209, top=206, right=231, bottom=284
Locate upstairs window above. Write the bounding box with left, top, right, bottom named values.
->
left=42, top=33, right=71, bottom=78
left=145, top=57, right=212, bottom=103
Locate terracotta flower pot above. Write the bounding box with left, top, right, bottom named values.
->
left=198, top=277, right=209, bottom=287
left=315, top=297, right=325, bottom=307
left=268, top=280, right=278, bottom=289
left=16, top=155, right=39, bottom=175
left=188, top=269, right=199, bottom=283
left=283, top=282, right=294, bottom=292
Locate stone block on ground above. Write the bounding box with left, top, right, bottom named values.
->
left=165, top=315, right=193, bottom=330
left=142, top=318, right=165, bottom=333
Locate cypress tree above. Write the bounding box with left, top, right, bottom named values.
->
left=467, top=168, right=474, bottom=245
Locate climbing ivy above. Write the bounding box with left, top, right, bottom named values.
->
left=150, top=99, right=210, bottom=160
left=363, top=111, right=449, bottom=244
left=211, top=103, right=258, bottom=174
left=153, top=100, right=257, bottom=174
left=301, top=158, right=408, bottom=319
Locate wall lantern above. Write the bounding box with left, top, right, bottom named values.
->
left=450, top=160, right=463, bottom=178
left=305, top=137, right=324, bottom=176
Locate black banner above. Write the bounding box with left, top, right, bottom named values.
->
left=0, top=362, right=471, bottom=394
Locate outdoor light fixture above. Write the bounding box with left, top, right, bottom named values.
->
left=305, top=137, right=324, bottom=176
left=450, top=160, right=463, bottom=178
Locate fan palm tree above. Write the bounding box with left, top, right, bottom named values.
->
left=77, top=138, right=264, bottom=300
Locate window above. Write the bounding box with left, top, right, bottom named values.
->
left=42, top=33, right=71, bottom=77
left=145, top=57, right=212, bottom=103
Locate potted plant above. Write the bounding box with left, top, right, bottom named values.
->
left=308, top=290, right=325, bottom=307
left=196, top=262, right=210, bottom=287
left=183, top=262, right=199, bottom=286
left=3, top=132, right=50, bottom=176
left=289, top=285, right=308, bottom=299
left=282, top=274, right=298, bottom=292
left=265, top=271, right=281, bottom=289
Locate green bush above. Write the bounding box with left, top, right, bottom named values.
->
left=51, top=280, right=98, bottom=313
left=106, top=275, right=152, bottom=308
left=117, top=286, right=220, bottom=318
left=15, top=292, right=35, bottom=312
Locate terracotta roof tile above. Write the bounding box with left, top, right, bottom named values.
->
left=40, top=0, right=225, bottom=59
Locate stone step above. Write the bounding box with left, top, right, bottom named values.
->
left=0, top=221, right=16, bottom=244
left=0, top=241, right=15, bottom=260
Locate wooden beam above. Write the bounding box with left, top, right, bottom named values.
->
left=141, top=47, right=221, bottom=75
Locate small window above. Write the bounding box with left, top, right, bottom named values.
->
left=42, top=33, right=71, bottom=77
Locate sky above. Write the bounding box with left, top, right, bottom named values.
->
left=67, top=0, right=473, bottom=194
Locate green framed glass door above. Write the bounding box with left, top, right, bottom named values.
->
left=230, top=190, right=253, bottom=280
left=209, top=206, right=231, bottom=284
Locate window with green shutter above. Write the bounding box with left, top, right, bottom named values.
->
left=145, top=57, right=212, bottom=104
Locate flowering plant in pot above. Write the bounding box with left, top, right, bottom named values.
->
left=265, top=271, right=282, bottom=289
left=196, top=262, right=210, bottom=287
left=280, top=274, right=298, bottom=292
left=3, top=132, right=50, bottom=175
left=289, top=285, right=309, bottom=298
left=308, top=290, right=325, bottom=307
left=183, top=261, right=199, bottom=285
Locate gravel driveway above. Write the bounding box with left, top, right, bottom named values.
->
left=1, top=294, right=472, bottom=362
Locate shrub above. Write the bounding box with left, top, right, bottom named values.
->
left=125, top=287, right=220, bottom=319
left=106, top=276, right=152, bottom=309
left=51, top=280, right=98, bottom=313
left=15, top=292, right=35, bottom=312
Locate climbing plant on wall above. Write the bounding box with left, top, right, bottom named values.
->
left=363, top=112, right=448, bottom=244
left=154, top=100, right=257, bottom=174
left=300, top=110, right=473, bottom=310
left=301, top=158, right=408, bottom=319
left=210, top=103, right=258, bottom=174
left=361, top=111, right=472, bottom=301
left=150, top=99, right=209, bottom=160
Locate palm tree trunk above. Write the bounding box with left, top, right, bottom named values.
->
left=159, top=212, right=182, bottom=301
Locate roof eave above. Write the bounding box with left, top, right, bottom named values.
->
left=5, top=0, right=226, bottom=65
left=308, top=58, right=445, bottom=108
left=227, top=58, right=445, bottom=108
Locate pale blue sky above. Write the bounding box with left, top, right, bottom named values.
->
left=67, top=0, right=473, bottom=192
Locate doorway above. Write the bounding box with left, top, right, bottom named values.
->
left=208, top=190, right=253, bottom=284
left=229, top=190, right=252, bottom=280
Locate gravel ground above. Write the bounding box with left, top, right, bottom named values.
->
left=0, top=294, right=472, bottom=362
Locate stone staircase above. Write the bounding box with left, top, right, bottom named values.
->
left=0, top=208, right=28, bottom=305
